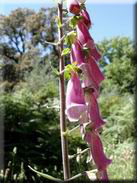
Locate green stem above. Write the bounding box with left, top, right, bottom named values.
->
left=28, top=166, right=97, bottom=183
left=58, top=2, right=70, bottom=180
left=69, top=148, right=90, bottom=160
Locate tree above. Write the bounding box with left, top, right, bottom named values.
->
left=98, top=37, right=135, bottom=94
left=0, top=8, right=59, bottom=90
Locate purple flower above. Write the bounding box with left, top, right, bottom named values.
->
left=67, top=0, right=81, bottom=15
left=87, top=55, right=105, bottom=86
left=80, top=63, right=99, bottom=97
left=77, top=20, right=101, bottom=61
left=86, top=91, right=106, bottom=130
left=85, top=131, right=112, bottom=171
left=77, top=20, right=91, bottom=45
left=80, top=9, right=92, bottom=29
left=66, top=72, right=87, bottom=122
left=71, top=40, right=85, bottom=65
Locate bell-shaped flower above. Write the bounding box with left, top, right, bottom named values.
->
left=77, top=20, right=91, bottom=45
left=85, top=131, right=112, bottom=171
left=80, top=63, right=99, bottom=98
left=67, top=0, right=81, bottom=15
left=71, top=40, right=85, bottom=65
left=80, top=9, right=91, bottom=29
left=86, top=39, right=102, bottom=62
left=77, top=21, right=101, bottom=61
left=83, top=91, right=105, bottom=129
left=87, top=55, right=105, bottom=86
left=80, top=56, right=104, bottom=93
left=66, top=72, right=87, bottom=122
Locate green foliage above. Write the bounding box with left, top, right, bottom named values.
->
left=98, top=37, right=135, bottom=94
left=69, top=16, right=82, bottom=29
left=64, top=31, right=77, bottom=47
left=107, top=141, right=135, bottom=180
left=64, top=62, right=80, bottom=79
left=61, top=48, right=71, bottom=56
left=0, top=8, right=59, bottom=90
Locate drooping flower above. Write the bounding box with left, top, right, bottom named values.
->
left=77, top=20, right=101, bottom=61
left=86, top=91, right=106, bottom=130
left=80, top=9, right=91, bottom=29
left=77, top=20, right=91, bottom=45
left=71, top=40, right=85, bottom=65
left=66, top=72, right=87, bottom=122
left=65, top=2, right=112, bottom=181
left=80, top=63, right=99, bottom=97
left=67, top=0, right=81, bottom=15
left=85, top=131, right=112, bottom=171
left=87, top=55, right=105, bottom=86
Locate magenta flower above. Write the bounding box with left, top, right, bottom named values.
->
left=80, top=9, right=91, bottom=29
left=77, top=20, right=101, bottom=61
left=77, top=20, right=91, bottom=45
left=101, top=170, right=110, bottom=181
left=71, top=40, right=85, bottom=65
left=85, top=131, right=112, bottom=171
left=87, top=91, right=106, bottom=130
left=86, top=39, right=102, bottom=61
left=80, top=63, right=99, bottom=97
left=87, top=55, right=105, bottom=86
left=66, top=72, right=87, bottom=122
left=67, top=0, right=81, bottom=15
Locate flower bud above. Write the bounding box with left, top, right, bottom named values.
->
left=67, top=0, right=81, bottom=15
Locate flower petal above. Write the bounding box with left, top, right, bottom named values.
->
left=67, top=0, right=81, bottom=15
left=85, top=131, right=112, bottom=171
left=80, top=9, right=92, bottom=29
left=66, top=73, right=87, bottom=121
left=71, top=40, right=85, bottom=65
left=80, top=63, right=99, bottom=98
left=87, top=55, right=105, bottom=86
left=87, top=91, right=106, bottom=130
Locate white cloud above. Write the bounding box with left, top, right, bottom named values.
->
left=0, top=0, right=136, bottom=4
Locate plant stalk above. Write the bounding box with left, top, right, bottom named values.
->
left=58, top=2, right=70, bottom=180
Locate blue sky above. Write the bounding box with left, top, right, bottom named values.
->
left=0, top=1, right=134, bottom=43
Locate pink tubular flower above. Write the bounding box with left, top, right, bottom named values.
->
left=80, top=63, right=99, bottom=97
left=71, top=40, right=85, bottom=65
left=86, top=39, right=102, bottom=61
left=85, top=131, right=112, bottom=171
left=66, top=72, right=87, bottom=122
left=87, top=91, right=106, bottom=130
left=67, top=0, right=81, bottom=15
left=77, top=20, right=91, bottom=45
left=87, top=55, right=105, bottom=86
left=77, top=20, right=101, bottom=61
left=80, top=57, right=104, bottom=96
left=80, top=9, right=91, bottom=29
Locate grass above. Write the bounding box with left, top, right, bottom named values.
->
left=107, top=141, right=135, bottom=180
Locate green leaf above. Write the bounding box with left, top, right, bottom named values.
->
left=57, top=17, right=62, bottom=28
left=49, top=61, right=60, bottom=76
left=61, top=48, right=71, bottom=56
left=69, top=16, right=83, bottom=29
left=28, top=166, right=63, bottom=183
left=64, top=31, right=77, bottom=46
left=64, top=62, right=80, bottom=80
